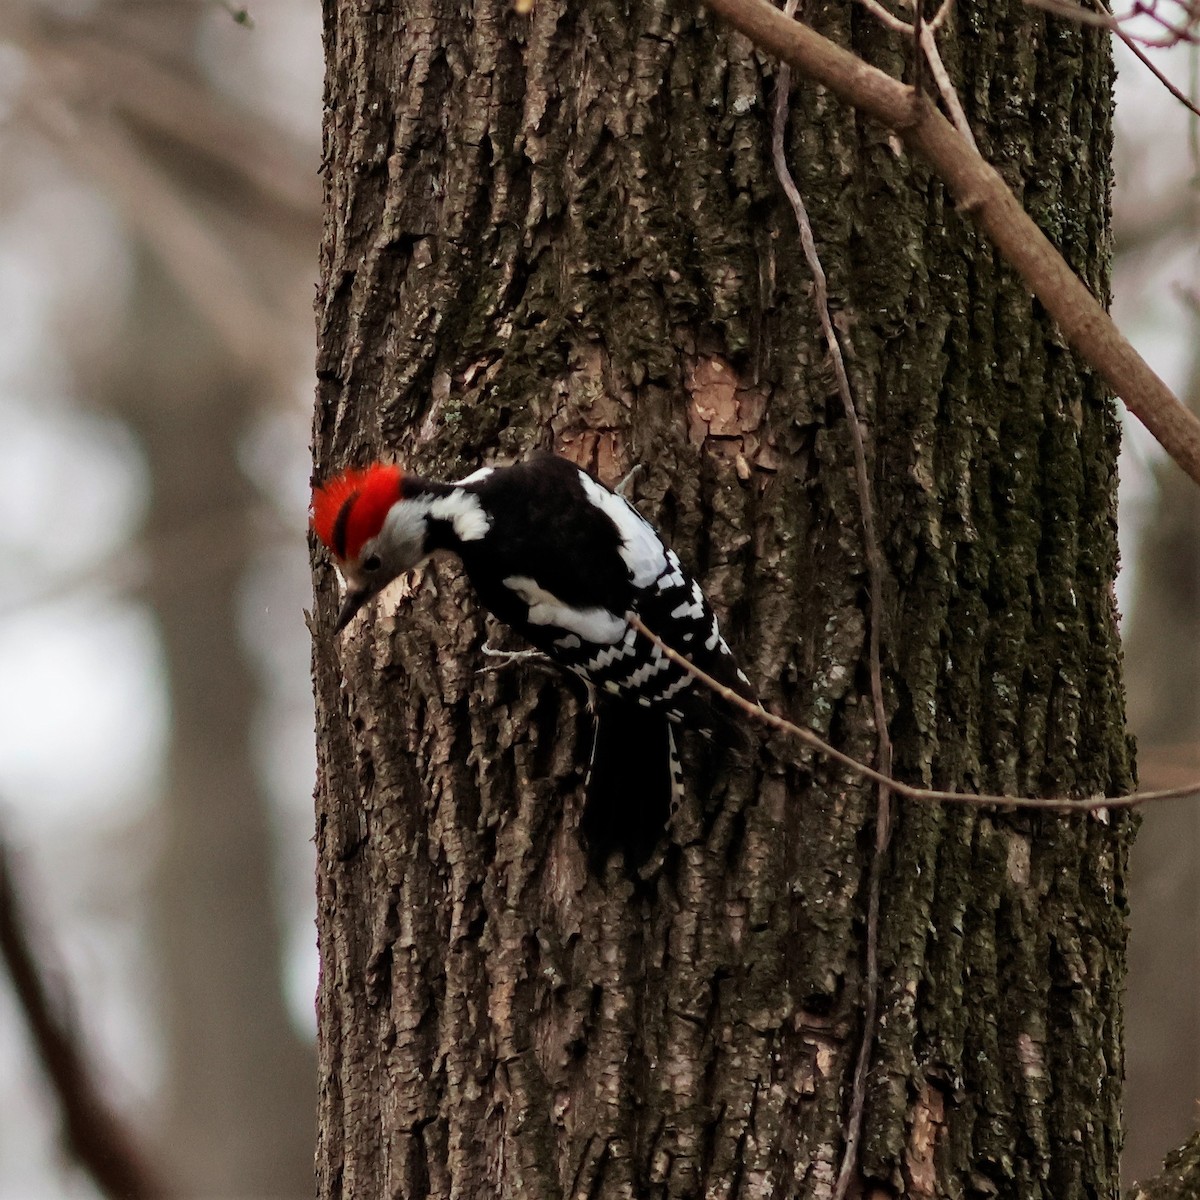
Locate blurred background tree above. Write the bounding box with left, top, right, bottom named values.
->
left=0, top=1, right=319, bottom=1195
left=1, top=0, right=1199, bottom=1194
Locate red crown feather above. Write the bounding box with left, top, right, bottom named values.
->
left=310, top=463, right=404, bottom=562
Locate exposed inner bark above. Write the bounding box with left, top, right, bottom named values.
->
left=312, top=1, right=1131, bottom=1196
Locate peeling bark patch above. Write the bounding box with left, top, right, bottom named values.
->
left=1016, top=1031, right=1045, bottom=1081
left=904, top=1080, right=945, bottom=1199
left=684, top=355, right=778, bottom=477
left=1005, top=830, right=1031, bottom=889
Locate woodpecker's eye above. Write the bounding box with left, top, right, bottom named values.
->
left=362, top=553, right=382, bottom=572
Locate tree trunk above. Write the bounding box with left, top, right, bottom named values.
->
left=312, top=2, right=1131, bottom=1196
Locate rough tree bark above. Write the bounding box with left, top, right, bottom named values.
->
left=312, top=1, right=1132, bottom=1196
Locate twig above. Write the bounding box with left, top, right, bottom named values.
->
left=854, top=0, right=978, bottom=147
left=1027, top=0, right=1200, bottom=42
left=1042, top=0, right=1200, bottom=116
left=629, top=615, right=1200, bottom=812
left=854, top=0, right=955, bottom=34
left=917, top=22, right=978, bottom=149
left=1029, top=0, right=1200, bottom=47
left=700, top=0, right=1200, bottom=489
left=0, top=836, right=166, bottom=1199
left=928, top=0, right=954, bottom=32
left=912, top=0, right=928, bottom=97
left=1115, top=21, right=1200, bottom=118
left=768, top=23, right=894, bottom=1195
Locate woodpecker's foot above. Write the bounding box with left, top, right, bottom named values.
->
left=615, top=464, right=644, bottom=498
left=478, top=642, right=555, bottom=673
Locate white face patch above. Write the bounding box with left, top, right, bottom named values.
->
left=375, top=489, right=491, bottom=574
left=502, top=575, right=627, bottom=643
left=576, top=471, right=668, bottom=588
left=377, top=503, right=435, bottom=574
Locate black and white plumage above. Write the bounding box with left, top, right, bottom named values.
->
left=311, top=451, right=755, bottom=870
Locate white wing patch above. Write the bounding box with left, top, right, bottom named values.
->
left=623, top=648, right=671, bottom=690
left=427, top=492, right=491, bottom=541
left=584, top=627, right=639, bottom=673
left=656, top=675, right=692, bottom=702
left=657, top=553, right=687, bottom=592
left=576, top=470, right=668, bottom=588
left=503, top=575, right=626, bottom=643
left=455, top=466, right=495, bottom=486
left=670, top=597, right=706, bottom=621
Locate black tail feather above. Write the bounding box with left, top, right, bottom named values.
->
left=581, top=702, right=680, bottom=876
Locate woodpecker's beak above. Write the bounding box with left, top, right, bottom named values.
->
left=335, top=587, right=371, bottom=633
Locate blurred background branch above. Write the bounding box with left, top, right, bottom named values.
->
left=0, top=833, right=167, bottom=1200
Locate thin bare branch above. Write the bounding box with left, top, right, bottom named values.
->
left=701, top=0, right=1200, bottom=488
left=918, top=22, right=978, bottom=149
left=928, top=0, right=955, bottom=32
left=630, top=616, right=1200, bottom=812
left=854, top=0, right=956, bottom=33
left=1115, top=22, right=1200, bottom=117
left=854, top=0, right=913, bottom=33
left=912, top=0, right=928, bottom=97
left=854, top=0, right=978, bottom=146
left=768, top=21, right=894, bottom=1195
left=0, top=835, right=167, bottom=1200
left=1039, top=0, right=1200, bottom=116
left=1027, top=0, right=1200, bottom=45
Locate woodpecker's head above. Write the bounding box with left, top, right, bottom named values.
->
left=311, top=463, right=426, bottom=632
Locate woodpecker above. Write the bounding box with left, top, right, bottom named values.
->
left=311, top=450, right=755, bottom=871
